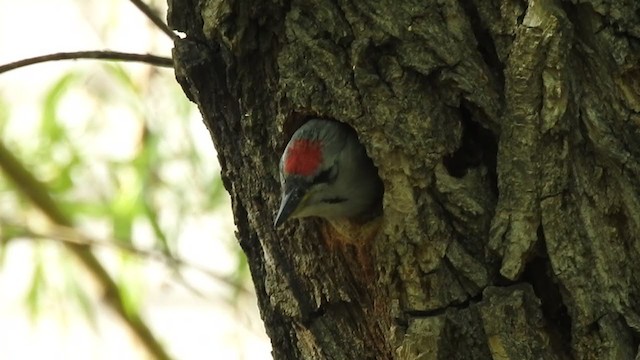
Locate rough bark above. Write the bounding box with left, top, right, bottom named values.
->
left=168, top=0, right=640, bottom=359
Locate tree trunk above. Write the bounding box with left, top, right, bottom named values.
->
left=168, top=0, right=640, bottom=359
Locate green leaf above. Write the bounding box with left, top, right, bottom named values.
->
left=47, top=154, right=79, bottom=194
left=66, top=200, right=112, bottom=218
left=110, top=169, right=142, bottom=242
left=62, top=257, right=97, bottom=328
left=25, top=252, right=45, bottom=320
left=143, top=198, right=173, bottom=256
left=116, top=260, right=143, bottom=317
left=40, top=72, right=79, bottom=144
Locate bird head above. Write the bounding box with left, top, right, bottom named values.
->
left=274, top=119, right=382, bottom=227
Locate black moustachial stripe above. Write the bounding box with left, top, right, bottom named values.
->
left=322, top=197, right=347, bottom=204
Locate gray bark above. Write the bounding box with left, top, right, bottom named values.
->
left=168, top=0, right=640, bottom=359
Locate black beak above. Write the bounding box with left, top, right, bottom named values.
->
left=274, top=188, right=304, bottom=228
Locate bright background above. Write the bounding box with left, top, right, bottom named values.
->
left=0, top=0, right=271, bottom=359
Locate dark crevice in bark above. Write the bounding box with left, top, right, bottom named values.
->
left=521, top=229, right=573, bottom=358
left=622, top=315, right=640, bottom=355
left=366, top=42, right=406, bottom=97
left=458, top=0, right=505, bottom=91
left=300, top=301, right=330, bottom=327
left=280, top=112, right=320, bottom=141
left=442, top=102, right=498, bottom=196
left=623, top=317, right=640, bottom=358
left=302, top=299, right=369, bottom=329
left=515, top=0, right=527, bottom=25
left=403, top=292, right=483, bottom=319
left=516, top=12, right=526, bottom=27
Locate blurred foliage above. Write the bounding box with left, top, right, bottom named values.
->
left=0, top=1, right=264, bottom=357
left=0, top=31, right=251, bottom=355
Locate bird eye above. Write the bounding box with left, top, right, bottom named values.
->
left=314, top=165, right=337, bottom=184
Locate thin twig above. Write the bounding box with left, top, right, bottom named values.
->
left=1, top=219, right=251, bottom=296
left=128, top=0, right=177, bottom=40
left=0, top=51, right=173, bottom=74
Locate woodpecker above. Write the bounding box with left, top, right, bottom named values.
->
left=274, top=119, right=383, bottom=228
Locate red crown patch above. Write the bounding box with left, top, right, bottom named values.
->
left=284, top=139, right=322, bottom=176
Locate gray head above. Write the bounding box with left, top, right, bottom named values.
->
left=274, top=119, right=383, bottom=227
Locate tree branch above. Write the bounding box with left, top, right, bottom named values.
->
left=0, top=51, right=173, bottom=74
left=128, top=0, right=178, bottom=40
left=1, top=218, right=251, bottom=296
left=0, top=140, right=172, bottom=360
